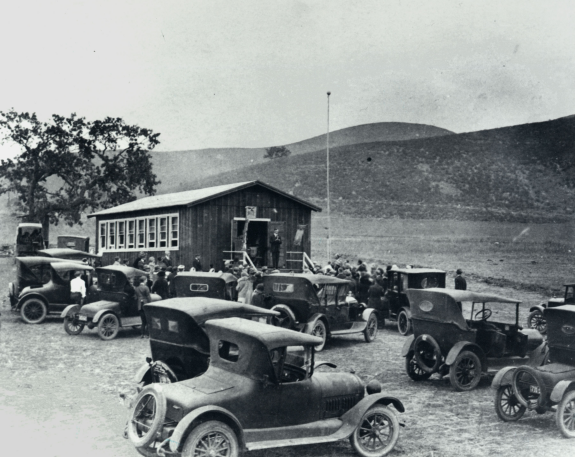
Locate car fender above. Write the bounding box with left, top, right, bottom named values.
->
left=16, top=292, right=48, bottom=310
left=399, top=306, right=412, bottom=319
left=271, top=304, right=298, bottom=324
left=491, top=366, right=517, bottom=389
left=401, top=334, right=415, bottom=357
left=169, top=405, right=244, bottom=453
left=61, top=304, right=81, bottom=319
left=529, top=304, right=546, bottom=313
left=550, top=380, right=575, bottom=403
left=133, top=362, right=152, bottom=384
left=93, top=309, right=116, bottom=324
left=302, top=313, right=328, bottom=334
left=445, top=341, right=486, bottom=369
left=361, top=308, right=377, bottom=322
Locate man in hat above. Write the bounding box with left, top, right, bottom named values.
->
left=269, top=228, right=282, bottom=269
left=135, top=276, right=152, bottom=338
left=455, top=269, right=467, bottom=290
left=192, top=255, right=203, bottom=272
left=133, top=252, right=146, bottom=270
left=152, top=270, right=170, bottom=299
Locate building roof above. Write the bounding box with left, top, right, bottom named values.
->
left=88, top=181, right=321, bottom=218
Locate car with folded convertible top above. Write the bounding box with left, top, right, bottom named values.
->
left=402, top=288, right=547, bottom=391
left=126, top=317, right=405, bottom=457
left=492, top=304, right=575, bottom=438
left=527, top=282, right=575, bottom=334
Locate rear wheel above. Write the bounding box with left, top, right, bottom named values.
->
left=364, top=313, right=378, bottom=343
left=310, top=320, right=327, bottom=352
left=182, top=420, right=239, bottom=457
left=64, top=316, right=84, bottom=335
left=527, top=310, right=547, bottom=334
left=98, top=313, right=120, bottom=340
left=20, top=298, right=48, bottom=324
left=495, top=385, right=526, bottom=421
left=270, top=306, right=294, bottom=329
left=127, top=386, right=167, bottom=449
left=397, top=309, right=411, bottom=336
left=556, top=390, right=575, bottom=438
left=350, top=405, right=400, bottom=457
left=449, top=351, right=482, bottom=391
left=405, top=352, right=432, bottom=381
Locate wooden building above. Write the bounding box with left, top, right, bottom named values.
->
left=88, top=181, right=321, bottom=270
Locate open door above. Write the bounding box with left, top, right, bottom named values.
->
left=268, top=221, right=286, bottom=269
left=231, top=220, right=245, bottom=260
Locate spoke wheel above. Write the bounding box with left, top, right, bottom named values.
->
left=127, top=387, right=167, bottom=449
left=556, top=390, right=575, bottom=438
left=311, top=320, right=327, bottom=352
left=449, top=350, right=481, bottom=391
left=351, top=405, right=400, bottom=457
left=64, top=316, right=84, bottom=335
left=20, top=298, right=47, bottom=324
left=363, top=313, right=378, bottom=343
left=397, top=309, right=411, bottom=336
left=270, top=307, right=294, bottom=329
left=495, top=385, right=526, bottom=422
left=527, top=310, right=547, bottom=334
left=98, top=313, right=120, bottom=340
left=182, top=420, right=239, bottom=457
left=405, top=352, right=432, bottom=381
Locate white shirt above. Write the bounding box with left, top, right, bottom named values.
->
left=70, top=276, right=86, bottom=298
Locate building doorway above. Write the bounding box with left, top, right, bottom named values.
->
left=232, top=218, right=270, bottom=267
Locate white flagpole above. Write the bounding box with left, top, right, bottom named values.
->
left=326, top=91, right=331, bottom=262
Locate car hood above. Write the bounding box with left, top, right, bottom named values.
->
left=80, top=300, right=119, bottom=317
left=314, top=371, right=364, bottom=399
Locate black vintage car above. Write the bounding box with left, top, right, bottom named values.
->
left=9, top=256, right=94, bottom=324
left=527, top=283, right=575, bottom=334
left=373, top=267, right=446, bottom=336
left=492, top=305, right=575, bottom=438
left=132, top=298, right=279, bottom=385
left=126, top=317, right=404, bottom=457
left=171, top=272, right=238, bottom=300
left=402, top=289, right=547, bottom=391
left=262, top=274, right=379, bottom=351
left=61, top=266, right=161, bottom=340
left=37, top=248, right=101, bottom=266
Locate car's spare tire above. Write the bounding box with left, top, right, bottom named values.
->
left=127, top=386, right=167, bottom=448
left=413, top=334, right=442, bottom=374
left=511, top=365, right=548, bottom=409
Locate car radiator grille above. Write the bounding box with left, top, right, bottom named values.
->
left=323, top=395, right=359, bottom=418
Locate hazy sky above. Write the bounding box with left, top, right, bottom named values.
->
left=0, top=0, right=573, bottom=156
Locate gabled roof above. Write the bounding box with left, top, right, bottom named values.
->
left=88, top=181, right=321, bottom=218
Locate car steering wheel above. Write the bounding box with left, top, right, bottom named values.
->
left=474, top=308, right=492, bottom=321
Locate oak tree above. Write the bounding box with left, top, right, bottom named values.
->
left=263, top=145, right=291, bottom=160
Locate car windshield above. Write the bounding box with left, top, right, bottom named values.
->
left=269, top=345, right=313, bottom=382
left=465, top=301, right=518, bottom=325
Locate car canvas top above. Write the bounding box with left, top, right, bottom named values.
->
left=268, top=273, right=349, bottom=285
left=176, top=271, right=237, bottom=283
left=51, top=262, right=93, bottom=272
left=38, top=248, right=101, bottom=258
left=390, top=268, right=446, bottom=274
left=96, top=265, right=148, bottom=278
left=410, top=287, right=521, bottom=304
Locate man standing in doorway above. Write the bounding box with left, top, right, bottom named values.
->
left=192, top=255, right=203, bottom=272
left=269, top=228, right=282, bottom=269
left=455, top=269, right=467, bottom=290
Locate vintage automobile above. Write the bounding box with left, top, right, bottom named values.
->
left=492, top=305, right=575, bottom=438
left=402, top=289, right=547, bottom=391
left=372, top=267, right=446, bottom=336
left=527, top=282, right=575, bottom=334
left=56, top=235, right=90, bottom=252
left=261, top=273, right=379, bottom=351
left=37, top=248, right=101, bottom=266
left=9, top=256, right=94, bottom=324
left=126, top=317, right=404, bottom=457
left=61, top=266, right=161, bottom=340
left=14, top=222, right=45, bottom=256
left=171, top=272, right=238, bottom=301
left=132, top=298, right=280, bottom=385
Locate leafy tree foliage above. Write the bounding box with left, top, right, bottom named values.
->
left=264, top=145, right=291, bottom=159
left=0, top=110, right=161, bottom=240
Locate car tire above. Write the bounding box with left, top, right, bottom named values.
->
left=556, top=390, right=575, bottom=438
left=363, top=313, right=378, bottom=343
left=350, top=405, right=400, bottom=457
left=182, top=420, right=239, bottom=457
left=449, top=350, right=482, bottom=391
left=310, top=319, right=327, bottom=352
left=20, top=298, right=48, bottom=324
left=127, top=386, right=167, bottom=449
left=495, top=385, right=526, bottom=422
left=405, top=351, right=432, bottom=381
left=397, top=309, right=412, bottom=336
left=511, top=365, right=548, bottom=409
left=413, top=335, right=442, bottom=374
left=527, top=310, right=547, bottom=334
left=98, top=313, right=120, bottom=340
left=270, top=305, right=295, bottom=329
left=64, top=316, right=85, bottom=336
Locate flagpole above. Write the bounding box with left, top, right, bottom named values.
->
left=326, top=91, right=331, bottom=262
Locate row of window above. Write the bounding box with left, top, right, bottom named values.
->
left=99, top=214, right=179, bottom=251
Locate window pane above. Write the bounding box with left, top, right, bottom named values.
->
left=108, top=222, right=115, bottom=249
left=128, top=220, right=135, bottom=248
left=118, top=221, right=125, bottom=248
left=148, top=218, right=156, bottom=248
left=168, top=320, right=178, bottom=333
left=219, top=341, right=239, bottom=362
left=100, top=223, right=106, bottom=249
left=159, top=217, right=167, bottom=248
left=137, top=220, right=145, bottom=248
left=170, top=216, right=179, bottom=247
left=190, top=284, right=209, bottom=292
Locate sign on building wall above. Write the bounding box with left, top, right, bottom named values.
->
left=245, top=206, right=257, bottom=219
left=294, top=224, right=307, bottom=246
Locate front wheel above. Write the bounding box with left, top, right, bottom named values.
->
left=495, top=385, right=526, bottom=422
left=20, top=298, right=47, bottom=324
left=182, top=420, right=239, bottom=457
left=405, top=352, right=432, bottom=381
left=364, top=313, right=378, bottom=343
left=310, top=320, right=327, bottom=352
left=350, top=405, right=400, bottom=457
left=64, top=316, right=85, bottom=335
left=397, top=309, right=411, bottom=336
left=556, top=390, right=575, bottom=438
left=449, top=350, right=482, bottom=391
left=98, top=313, right=120, bottom=340
left=527, top=310, right=547, bottom=334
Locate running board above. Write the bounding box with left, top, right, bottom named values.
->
left=120, top=317, right=142, bottom=327
left=330, top=322, right=367, bottom=335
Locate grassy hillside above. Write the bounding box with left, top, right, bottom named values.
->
left=192, top=115, right=575, bottom=223
left=150, top=122, right=452, bottom=193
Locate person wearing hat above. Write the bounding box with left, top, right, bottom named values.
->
left=160, top=250, right=173, bottom=269
left=152, top=270, right=170, bottom=299
left=455, top=269, right=467, bottom=290
left=236, top=271, right=251, bottom=303
left=133, top=252, right=146, bottom=270
left=269, top=229, right=282, bottom=269
left=135, top=276, right=152, bottom=338
left=70, top=271, right=86, bottom=306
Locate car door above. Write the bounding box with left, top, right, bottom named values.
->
left=44, top=268, right=72, bottom=311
